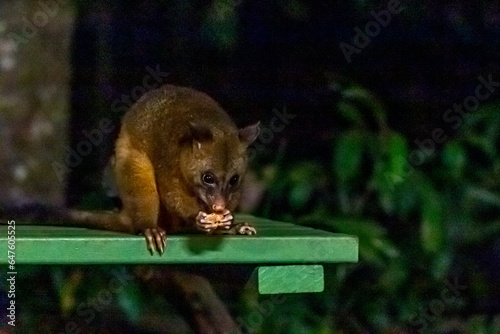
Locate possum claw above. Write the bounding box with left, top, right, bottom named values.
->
left=234, top=223, right=257, bottom=235
left=213, top=222, right=257, bottom=235
left=143, top=227, right=167, bottom=255
left=220, top=209, right=233, bottom=227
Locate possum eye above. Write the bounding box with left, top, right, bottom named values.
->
left=202, top=173, right=216, bottom=185
left=229, top=174, right=239, bottom=186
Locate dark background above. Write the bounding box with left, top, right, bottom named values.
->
left=67, top=0, right=499, bottom=206
left=2, top=0, right=500, bottom=332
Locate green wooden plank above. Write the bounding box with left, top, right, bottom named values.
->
left=0, top=215, right=358, bottom=265
left=258, top=265, right=324, bottom=294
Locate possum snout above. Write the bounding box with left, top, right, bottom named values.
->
left=209, top=195, right=226, bottom=213
left=212, top=203, right=225, bottom=213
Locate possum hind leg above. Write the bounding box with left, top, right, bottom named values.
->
left=114, top=131, right=166, bottom=255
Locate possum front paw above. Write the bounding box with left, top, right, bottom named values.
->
left=196, top=209, right=233, bottom=233
left=142, top=227, right=167, bottom=255
left=212, top=222, right=257, bottom=235
left=229, top=222, right=257, bottom=235
left=234, top=223, right=257, bottom=235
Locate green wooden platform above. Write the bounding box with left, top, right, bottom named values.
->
left=0, top=214, right=358, bottom=294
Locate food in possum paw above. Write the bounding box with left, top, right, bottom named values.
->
left=205, top=212, right=225, bottom=227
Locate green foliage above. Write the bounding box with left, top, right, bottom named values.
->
left=420, top=180, right=445, bottom=254
left=201, top=0, right=240, bottom=51
left=333, top=130, right=364, bottom=186
left=250, top=81, right=500, bottom=332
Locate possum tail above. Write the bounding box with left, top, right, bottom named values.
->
left=0, top=204, right=133, bottom=234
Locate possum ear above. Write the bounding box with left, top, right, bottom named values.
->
left=239, top=122, right=260, bottom=146
left=189, top=122, right=213, bottom=149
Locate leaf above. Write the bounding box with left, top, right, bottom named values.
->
left=379, top=258, right=408, bottom=294
left=340, top=86, right=387, bottom=129
left=374, top=132, right=410, bottom=186
left=392, top=173, right=420, bottom=219
left=420, top=184, right=445, bottom=254
left=337, top=100, right=363, bottom=125
left=386, top=132, right=410, bottom=183
left=288, top=161, right=324, bottom=183
left=287, top=162, right=324, bottom=210
left=56, top=269, right=83, bottom=317
left=370, top=132, right=411, bottom=214
left=333, top=131, right=364, bottom=185
left=116, top=278, right=143, bottom=324
left=201, top=0, right=239, bottom=50
left=442, top=141, right=467, bottom=178
left=466, top=186, right=500, bottom=207
left=431, top=251, right=452, bottom=281
left=289, top=182, right=314, bottom=209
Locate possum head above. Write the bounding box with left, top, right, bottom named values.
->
left=179, top=122, right=259, bottom=213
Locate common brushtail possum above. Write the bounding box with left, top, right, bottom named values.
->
left=3, top=85, right=260, bottom=255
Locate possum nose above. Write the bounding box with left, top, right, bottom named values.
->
left=212, top=204, right=225, bottom=213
